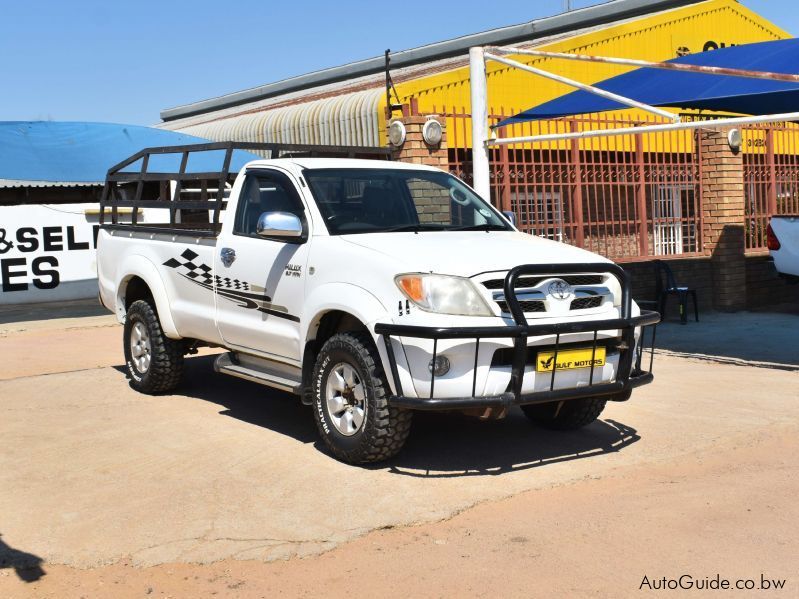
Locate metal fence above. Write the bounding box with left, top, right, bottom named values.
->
left=439, top=107, right=702, bottom=261
left=743, top=122, right=799, bottom=251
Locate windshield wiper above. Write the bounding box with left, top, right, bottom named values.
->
left=382, top=223, right=447, bottom=233
left=449, top=223, right=508, bottom=232
left=382, top=224, right=422, bottom=232
left=379, top=223, right=506, bottom=233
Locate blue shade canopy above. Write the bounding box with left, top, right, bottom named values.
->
left=0, top=121, right=260, bottom=183
left=497, top=39, right=799, bottom=127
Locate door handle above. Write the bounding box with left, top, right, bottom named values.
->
left=220, top=247, right=236, bottom=267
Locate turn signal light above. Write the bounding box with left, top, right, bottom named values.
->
left=766, top=223, right=781, bottom=251
left=397, top=276, right=425, bottom=303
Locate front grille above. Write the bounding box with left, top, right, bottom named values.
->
left=570, top=296, right=604, bottom=310
left=481, top=274, right=604, bottom=290
left=496, top=299, right=546, bottom=314
left=483, top=273, right=608, bottom=316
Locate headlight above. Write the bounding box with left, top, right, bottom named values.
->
left=395, top=273, right=493, bottom=316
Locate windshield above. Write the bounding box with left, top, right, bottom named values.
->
left=303, top=168, right=512, bottom=235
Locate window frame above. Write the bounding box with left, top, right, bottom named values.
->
left=232, top=168, right=309, bottom=243
left=304, top=167, right=511, bottom=235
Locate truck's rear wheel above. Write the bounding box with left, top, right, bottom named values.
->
left=521, top=397, right=606, bottom=430
left=311, top=332, right=412, bottom=464
left=123, top=300, right=184, bottom=394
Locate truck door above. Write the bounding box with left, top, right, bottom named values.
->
left=214, top=168, right=309, bottom=362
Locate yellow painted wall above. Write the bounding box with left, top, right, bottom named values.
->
left=377, top=0, right=789, bottom=150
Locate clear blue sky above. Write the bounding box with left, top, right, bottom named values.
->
left=0, top=0, right=793, bottom=126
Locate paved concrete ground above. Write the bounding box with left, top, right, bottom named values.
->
left=0, top=305, right=797, bottom=596
left=656, top=305, right=799, bottom=368
left=0, top=298, right=109, bottom=327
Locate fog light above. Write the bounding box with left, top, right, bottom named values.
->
left=428, top=355, right=451, bottom=376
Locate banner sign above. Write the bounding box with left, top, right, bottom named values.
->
left=0, top=203, right=101, bottom=304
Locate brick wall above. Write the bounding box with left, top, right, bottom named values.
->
left=388, top=115, right=448, bottom=169
left=622, top=257, right=714, bottom=321
left=745, top=254, right=799, bottom=308
left=699, top=128, right=747, bottom=311
left=623, top=254, right=797, bottom=318
left=627, top=130, right=792, bottom=314
left=595, top=129, right=753, bottom=318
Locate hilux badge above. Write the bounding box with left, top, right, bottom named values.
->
left=547, top=279, right=573, bottom=300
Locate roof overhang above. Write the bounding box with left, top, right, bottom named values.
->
left=0, top=179, right=103, bottom=189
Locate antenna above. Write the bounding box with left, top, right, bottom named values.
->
left=384, top=49, right=404, bottom=119
left=563, top=0, right=573, bottom=11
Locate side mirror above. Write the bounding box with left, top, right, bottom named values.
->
left=502, top=210, right=517, bottom=227
left=256, top=212, right=303, bottom=239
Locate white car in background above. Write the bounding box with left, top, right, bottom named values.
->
left=768, top=215, right=799, bottom=282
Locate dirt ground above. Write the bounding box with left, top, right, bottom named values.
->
left=1, top=305, right=797, bottom=597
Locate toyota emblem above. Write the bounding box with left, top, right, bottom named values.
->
left=547, top=279, right=573, bottom=300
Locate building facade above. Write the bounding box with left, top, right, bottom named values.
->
left=159, top=0, right=787, bottom=149
left=156, top=0, right=799, bottom=311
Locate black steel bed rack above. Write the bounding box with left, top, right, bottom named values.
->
left=99, top=141, right=391, bottom=237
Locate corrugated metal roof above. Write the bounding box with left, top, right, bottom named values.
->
left=174, top=88, right=385, bottom=147
left=0, top=179, right=103, bottom=189
left=160, top=0, right=702, bottom=122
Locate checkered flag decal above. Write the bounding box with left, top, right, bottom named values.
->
left=160, top=248, right=297, bottom=321
left=215, top=275, right=250, bottom=291
left=163, top=249, right=213, bottom=286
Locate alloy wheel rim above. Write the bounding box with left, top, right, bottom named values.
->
left=324, top=362, right=366, bottom=436
left=130, top=321, right=152, bottom=373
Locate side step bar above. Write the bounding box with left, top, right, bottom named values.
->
left=214, top=352, right=302, bottom=394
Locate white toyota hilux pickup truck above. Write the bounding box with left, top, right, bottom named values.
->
left=97, top=142, right=659, bottom=464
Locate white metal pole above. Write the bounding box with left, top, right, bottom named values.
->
left=485, top=52, right=679, bottom=122
left=469, top=46, right=491, bottom=201
left=485, top=111, right=799, bottom=145
left=488, top=46, right=799, bottom=84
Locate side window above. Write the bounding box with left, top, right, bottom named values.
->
left=233, top=171, right=305, bottom=237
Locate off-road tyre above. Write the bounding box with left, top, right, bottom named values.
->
left=311, top=332, right=412, bottom=464
left=123, top=300, right=184, bottom=394
left=521, top=397, right=606, bottom=430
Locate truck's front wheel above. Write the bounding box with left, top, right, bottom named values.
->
left=123, top=300, right=184, bottom=394
left=311, top=332, right=412, bottom=464
left=521, top=397, right=606, bottom=430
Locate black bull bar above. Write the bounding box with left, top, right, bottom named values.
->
left=374, top=263, right=660, bottom=410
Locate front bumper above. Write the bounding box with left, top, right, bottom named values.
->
left=374, top=262, right=660, bottom=411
